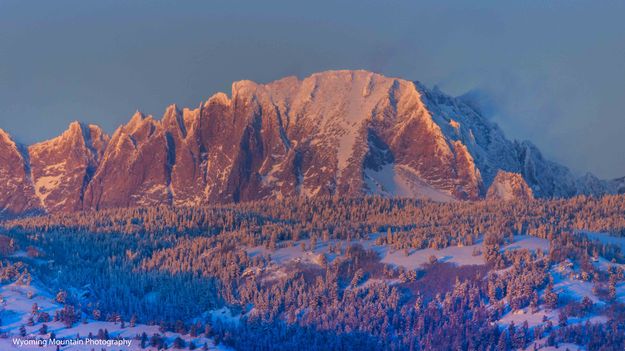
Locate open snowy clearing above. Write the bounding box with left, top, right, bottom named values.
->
left=247, top=235, right=552, bottom=272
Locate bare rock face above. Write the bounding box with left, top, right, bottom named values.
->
left=29, top=122, right=108, bottom=212
left=486, top=170, right=534, bottom=201
left=83, top=112, right=172, bottom=209
left=0, top=70, right=617, bottom=215
left=163, top=104, right=207, bottom=206
left=0, top=129, right=40, bottom=216
left=216, top=71, right=484, bottom=201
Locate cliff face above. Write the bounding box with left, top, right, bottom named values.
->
left=0, top=130, right=40, bottom=216
left=28, top=122, right=108, bottom=212
left=0, top=70, right=616, bottom=216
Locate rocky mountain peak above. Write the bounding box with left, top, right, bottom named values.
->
left=204, top=92, right=231, bottom=108
left=0, top=70, right=618, bottom=216
left=26, top=122, right=108, bottom=212
left=0, top=129, right=14, bottom=143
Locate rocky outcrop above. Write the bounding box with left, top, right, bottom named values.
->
left=486, top=171, right=534, bottom=201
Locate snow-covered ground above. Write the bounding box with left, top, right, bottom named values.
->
left=247, top=235, right=552, bottom=272
left=524, top=339, right=585, bottom=351
left=376, top=242, right=484, bottom=269
left=0, top=282, right=229, bottom=350
left=364, top=164, right=456, bottom=202
left=495, top=233, right=625, bottom=342
left=6, top=232, right=623, bottom=350
left=247, top=232, right=625, bottom=350
left=497, top=307, right=551, bottom=328
left=584, top=231, right=625, bottom=251
left=247, top=243, right=334, bottom=265
left=371, top=235, right=549, bottom=270
left=503, top=235, right=550, bottom=253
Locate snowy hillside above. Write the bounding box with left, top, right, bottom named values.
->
left=0, top=281, right=228, bottom=350
left=3, top=196, right=625, bottom=350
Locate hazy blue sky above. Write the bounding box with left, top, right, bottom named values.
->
left=1, top=0, right=624, bottom=178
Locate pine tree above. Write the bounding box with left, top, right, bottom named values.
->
left=173, top=336, right=186, bottom=349
left=351, top=269, right=364, bottom=287
left=496, top=330, right=509, bottom=351
left=140, top=332, right=148, bottom=348
left=558, top=311, right=567, bottom=327
left=608, top=270, right=618, bottom=301
left=55, top=290, right=67, bottom=304
left=513, top=321, right=527, bottom=349
left=31, top=303, right=39, bottom=316
left=150, top=334, right=163, bottom=348
left=544, top=281, right=558, bottom=309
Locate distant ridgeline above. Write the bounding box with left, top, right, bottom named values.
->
left=1, top=70, right=623, bottom=219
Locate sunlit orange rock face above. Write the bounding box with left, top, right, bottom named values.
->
left=486, top=170, right=534, bottom=201
left=0, top=129, right=40, bottom=216
left=0, top=70, right=614, bottom=215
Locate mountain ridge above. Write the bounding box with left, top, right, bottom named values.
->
left=0, top=70, right=618, bottom=216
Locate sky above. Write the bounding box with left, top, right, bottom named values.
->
left=1, top=0, right=624, bottom=178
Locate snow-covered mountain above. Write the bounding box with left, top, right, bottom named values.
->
left=0, top=70, right=618, bottom=216
left=611, top=176, right=625, bottom=194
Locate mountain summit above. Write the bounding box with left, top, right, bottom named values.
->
left=0, top=70, right=616, bottom=216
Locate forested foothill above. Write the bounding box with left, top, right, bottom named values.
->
left=1, top=194, right=625, bottom=350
